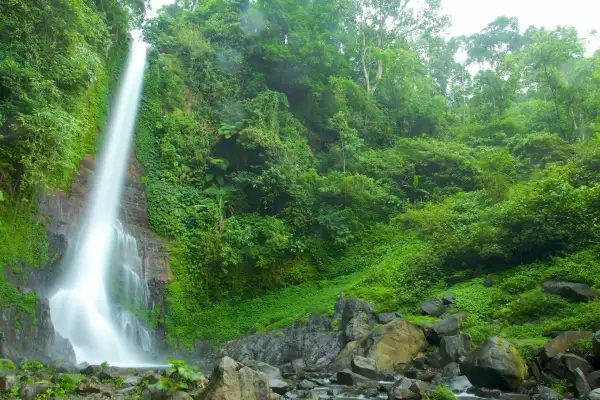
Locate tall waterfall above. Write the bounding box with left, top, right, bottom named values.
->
left=50, top=40, right=150, bottom=365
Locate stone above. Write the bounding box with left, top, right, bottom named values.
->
left=588, top=370, right=600, bottom=389
left=546, top=356, right=567, bottom=379
left=426, top=352, right=444, bottom=369
left=242, top=360, right=283, bottom=379
left=425, top=313, right=468, bottom=344
left=298, top=379, right=315, bottom=390
left=562, top=353, right=591, bottom=375
left=590, top=388, right=600, bottom=400
left=378, top=312, right=403, bottom=324
left=202, top=357, right=270, bottom=400
left=49, top=334, right=77, bottom=366
left=350, top=356, right=377, bottom=379
left=139, top=371, right=162, bottom=384
left=333, top=369, right=378, bottom=391
left=98, top=367, right=125, bottom=381
left=123, top=375, right=143, bottom=386
left=441, top=362, right=461, bottom=378
left=421, top=299, right=449, bottom=317
left=531, top=385, right=562, bottom=400
left=81, top=364, right=103, bottom=376
left=541, top=281, right=597, bottom=302
left=409, top=380, right=429, bottom=396
left=388, top=379, right=419, bottom=400
left=345, top=310, right=375, bottom=342
left=366, top=319, right=427, bottom=372
left=539, top=331, right=592, bottom=361
left=446, top=375, right=472, bottom=393
left=328, top=340, right=365, bottom=372
left=19, top=382, right=53, bottom=400
left=442, top=293, right=456, bottom=305
left=594, top=330, right=600, bottom=359
left=77, top=382, right=113, bottom=395
left=440, top=334, right=471, bottom=365
left=461, top=337, right=528, bottom=390
left=0, top=374, right=18, bottom=392
left=573, top=367, right=591, bottom=397
left=269, top=378, right=290, bottom=394
left=50, top=359, right=77, bottom=373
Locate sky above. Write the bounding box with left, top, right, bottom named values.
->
left=149, top=0, right=600, bottom=54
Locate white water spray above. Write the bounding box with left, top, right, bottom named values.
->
left=50, top=40, right=149, bottom=365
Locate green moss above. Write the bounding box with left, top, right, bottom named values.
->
left=0, top=359, right=16, bottom=371
left=425, top=385, right=457, bottom=400
left=20, top=360, right=44, bottom=372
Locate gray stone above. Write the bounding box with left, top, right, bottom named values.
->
left=409, top=380, right=429, bottom=396
left=345, top=310, right=374, bottom=341
left=562, top=353, right=591, bottom=375
left=378, top=312, right=403, bottom=324
left=334, top=369, right=378, bottom=391
left=539, top=331, right=592, bottom=361
left=531, top=385, right=562, bottom=400
left=49, top=334, right=76, bottom=366
left=202, top=357, right=270, bottom=400
left=80, top=364, right=103, bottom=376
left=298, top=379, right=315, bottom=390
left=50, top=358, right=77, bottom=373
left=442, top=293, right=456, bottom=305
left=123, top=375, right=143, bottom=386
left=440, top=334, right=471, bottom=365
left=546, top=356, right=567, bottom=378
left=388, top=378, right=419, bottom=400
left=426, top=352, right=444, bottom=369
left=269, top=378, right=290, bottom=394
left=542, top=281, right=597, bottom=302
left=425, top=313, right=468, bottom=344
left=590, top=388, right=600, bottom=400
left=573, top=367, right=591, bottom=397
left=19, top=382, right=53, bottom=400
left=350, top=356, right=377, bottom=380
left=447, top=375, right=472, bottom=393
left=0, top=374, right=18, bottom=392
left=441, top=362, right=461, bottom=378
left=139, top=371, right=162, bottom=384
left=421, top=299, right=449, bottom=317
left=461, top=337, right=528, bottom=390
left=242, top=359, right=283, bottom=379
left=588, top=370, right=600, bottom=389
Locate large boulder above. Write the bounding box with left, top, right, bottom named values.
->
left=588, top=370, right=600, bottom=389
left=573, top=367, right=591, bottom=397
left=333, top=295, right=378, bottom=342
left=19, top=382, right=53, bottom=400
left=366, top=319, right=427, bottom=372
left=538, top=331, right=592, bottom=361
left=541, top=281, right=597, bottom=302
left=425, top=313, right=467, bottom=344
left=351, top=356, right=377, bottom=379
left=461, top=337, right=528, bottom=390
left=420, top=299, right=449, bottom=317
left=333, top=369, right=378, bottom=392
left=240, top=360, right=282, bottom=380
left=440, top=334, right=471, bottom=365
left=329, top=340, right=365, bottom=372
left=562, top=353, right=591, bottom=376
left=202, top=357, right=271, bottom=400
left=531, top=385, right=562, bottom=400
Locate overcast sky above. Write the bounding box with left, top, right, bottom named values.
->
left=149, top=0, right=600, bottom=54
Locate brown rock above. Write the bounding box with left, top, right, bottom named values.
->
left=202, top=357, right=271, bottom=400
left=539, top=331, right=592, bottom=361
left=366, top=319, right=427, bottom=372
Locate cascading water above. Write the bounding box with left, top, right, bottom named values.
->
left=50, top=40, right=150, bottom=365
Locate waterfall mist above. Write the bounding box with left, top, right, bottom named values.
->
left=50, top=40, right=151, bottom=366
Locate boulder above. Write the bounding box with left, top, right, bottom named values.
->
left=50, top=359, right=77, bottom=373
left=378, top=312, right=403, bottom=324
left=590, top=388, right=600, bottom=400
left=421, top=299, right=449, bottom=317
left=440, top=334, right=471, bottom=365
left=202, top=357, right=271, bottom=400
left=350, top=356, right=377, bottom=379
left=446, top=375, right=472, bottom=393
left=530, top=385, right=562, bottom=400
left=123, top=375, right=143, bottom=386
left=541, top=281, right=597, bottom=302
left=539, top=331, right=592, bottom=361
left=77, top=382, right=113, bottom=395
left=328, top=340, right=364, bottom=372
left=333, top=369, right=378, bottom=391
left=345, top=310, right=375, bottom=341
left=388, top=378, right=419, bottom=400
left=425, top=313, right=468, bottom=344
left=461, top=337, right=528, bottom=390
left=334, top=294, right=378, bottom=342
left=442, top=293, right=456, bottom=305
left=441, top=362, right=461, bottom=378
left=594, top=330, right=600, bottom=358
left=426, top=352, right=444, bottom=369
left=562, top=353, right=591, bottom=376
left=80, top=364, right=103, bottom=376
left=573, top=367, right=591, bottom=397
left=268, top=378, right=289, bottom=395
left=241, top=360, right=283, bottom=379
left=49, top=334, right=77, bottom=366
left=588, top=370, right=600, bottom=389
left=139, top=371, right=162, bottom=384
left=366, top=319, right=427, bottom=372
left=409, top=380, right=429, bottom=396
left=298, top=379, right=315, bottom=390
left=0, top=374, right=18, bottom=392
left=19, top=382, right=52, bottom=400
left=545, top=356, right=567, bottom=378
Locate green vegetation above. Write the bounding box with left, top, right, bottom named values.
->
left=20, top=360, right=44, bottom=372
left=138, top=0, right=600, bottom=348
left=0, top=359, right=16, bottom=371
left=426, top=386, right=457, bottom=400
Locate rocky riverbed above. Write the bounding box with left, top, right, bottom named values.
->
left=2, top=293, right=600, bottom=399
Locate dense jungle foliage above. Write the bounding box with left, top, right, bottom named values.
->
left=3, top=0, right=600, bottom=356
left=137, top=0, right=600, bottom=350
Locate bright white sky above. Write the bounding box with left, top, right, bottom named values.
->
left=149, top=0, right=600, bottom=54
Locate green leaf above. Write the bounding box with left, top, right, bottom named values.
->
left=216, top=176, right=225, bottom=186
left=413, top=175, right=419, bottom=188
left=0, top=190, right=4, bottom=202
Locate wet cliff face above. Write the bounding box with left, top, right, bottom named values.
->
left=2, top=153, right=173, bottom=360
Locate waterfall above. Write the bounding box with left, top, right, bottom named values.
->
left=49, top=40, right=150, bottom=366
